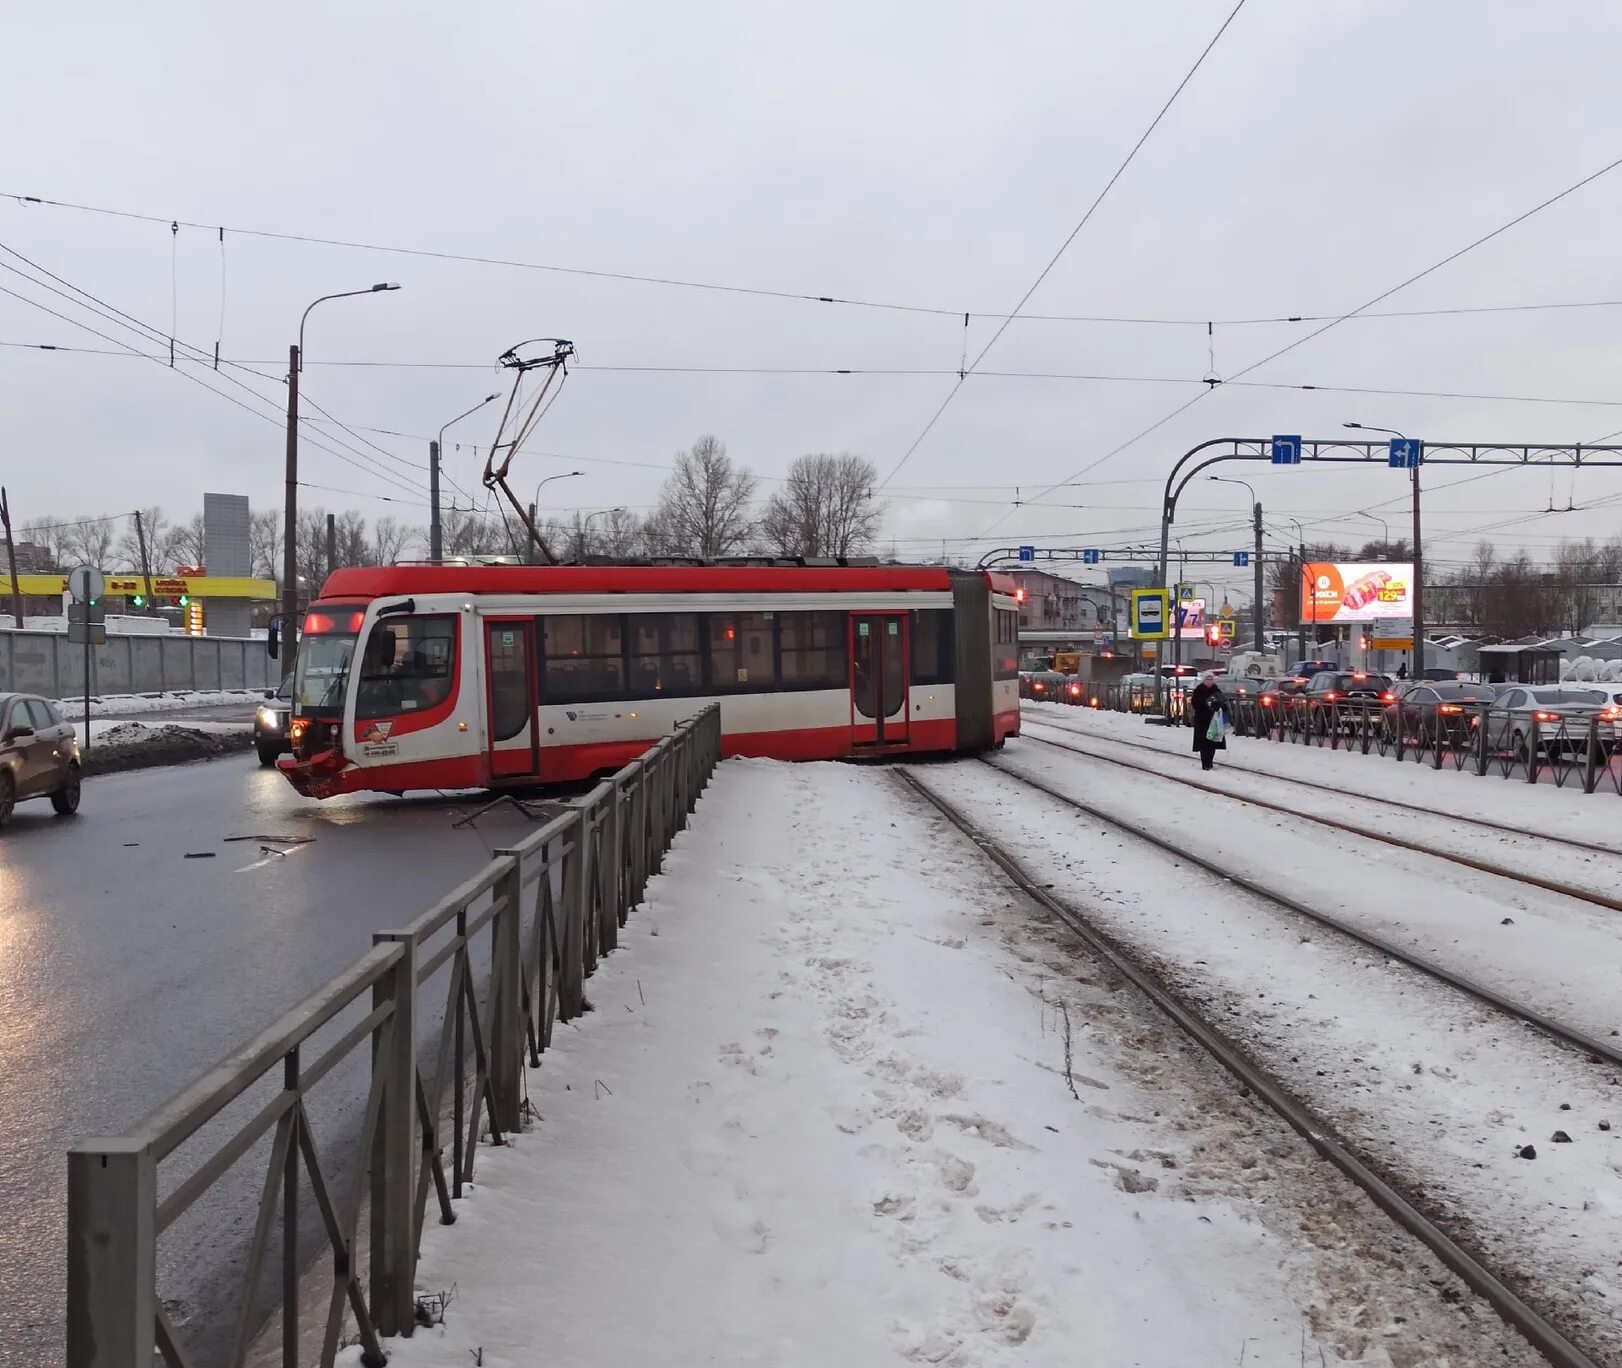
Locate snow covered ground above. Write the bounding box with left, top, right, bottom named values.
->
left=357, top=759, right=1537, bottom=1368
left=50, top=688, right=265, bottom=720
left=84, top=717, right=252, bottom=745
left=921, top=750, right=1622, bottom=1362
left=1025, top=700, right=1622, bottom=845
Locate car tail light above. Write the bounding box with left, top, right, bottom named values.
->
left=290, top=717, right=308, bottom=744
left=1260, top=693, right=1275, bottom=706
left=1600, top=707, right=1622, bottom=722
left=1089, top=695, right=1099, bottom=707
left=1324, top=690, right=1340, bottom=702
left=1068, top=683, right=1081, bottom=697
left=1439, top=704, right=1464, bottom=715
left=1534, top=710, right=1561, bottom=723
left=1380, top=692, right=1395, bottom=703
left=1033, top=681, right=1044, bottom=692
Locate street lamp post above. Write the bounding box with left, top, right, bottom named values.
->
left=1345, top=422, right=1424, bottom=675
left=1207, top=475, right=1264, bottom=651
left=1288, top=517, right=1309, bottom=666
left=523, top=471, right=583, bottom=564
left=281, top=283, right=400, bottom=672
left=431, top=394, right=500, bottom=561
left=1352, top=510, right=1391, bottom=556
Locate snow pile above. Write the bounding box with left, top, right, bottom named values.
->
left=366, top=760, right=1529, bottom=1368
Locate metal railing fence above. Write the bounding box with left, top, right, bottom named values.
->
left=66, top=705, right=723, bottom=1368
left=1035, top=687, right=1622, bottom=795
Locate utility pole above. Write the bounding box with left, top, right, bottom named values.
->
left=0, top=486, right=23, bottom=628
left=1411, top=459, right=1425, bottom=675
left=1252, top=501, right=1264, bottom=652
left=326, top=512, right=337, bottom=582
left=133, top=509, right=156, bottom=616
left=527, top=503, right=538, bottom=566
left=1297, top=544, right=1308, bottom=666
left=429, top=440, right=442, bottom=560
left=281, top=341, right=300, bottom=670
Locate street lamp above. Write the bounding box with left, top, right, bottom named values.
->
left=1351, top=510, right=1390, bottom=555
left=1345, top=421, right=1425, bottom=675
left=431, top=393, right=500, bottom=560
left=281, top=283, right=401, bottom=671
left=1207, top=475, right=1264, bottom=650
left=525, top=471, right=583, bottom=564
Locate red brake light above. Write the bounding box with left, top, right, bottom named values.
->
left=1534, top=710, right=1561, bottom=723
left=1439, top=704, right=1464, bottom=715
left=1068, top=683, right=1081, bottom=696
left=1260, top=693, right=1275, bottom=705
left=1033, top=681, right=1044, bottom=692
left=1380, top=692, right=1395, bottom=703
left=1325, top=690, right=1340, bottom=702
left=1601, top=707, right=1622, bottom=722
left=301, top=609, right=364, bottom=634
left=1351, top=673, right=1368, bottom=680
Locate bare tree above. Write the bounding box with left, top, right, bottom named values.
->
left=597, top=506, right=645, bottom=559
left=1554, top=537, right=1602, bottom=633
left=18, top=518, right=74, bottom=570
left=116, top=507, right=173, bottom=574
left=64, top=516, right=120, bottom=569
left=370, top=516, right=415, bottom=565
left=250, top=509, right=282, bottom=583
left=170, top=513, right=206, bottom=569
left=647, top=435, right=756, bottom=558
left=758, top=453, right=882, bottom=558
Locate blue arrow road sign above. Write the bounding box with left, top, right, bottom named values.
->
left=1271, top=434, right=1302, bottom=465
left=1233, top=550, right=1250, bottom=567
left=1082, top=548, right=1101, bottom=565
left=1017, top=545, right=1035, bottom=561
left=1388, top=438, right=1423, bottom=469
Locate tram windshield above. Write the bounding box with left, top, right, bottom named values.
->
left=294, top=605, right=365, bottom=713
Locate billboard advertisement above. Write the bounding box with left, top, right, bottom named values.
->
left=1299, top=562, right=1413, bottom=625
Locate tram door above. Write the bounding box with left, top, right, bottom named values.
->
left=484, top=617, right=539, bottom=778
left=849, top=614, right=910, bottom=747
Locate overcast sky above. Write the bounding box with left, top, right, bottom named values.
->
left=6, top=0, right=1622, bottom=602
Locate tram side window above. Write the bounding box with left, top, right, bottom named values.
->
left=709, top=612, right=777, bottom=690
left=543, top=615, right=625, bottom=702
left=778, top=611, right=846, bottom=689
left=627, top=613, right=704, bottom=695
left=356, top=616, right=456, bottom=719
left=994, top=609, right=1019, bottom=680
left=911, top=609, right=955, bottom=686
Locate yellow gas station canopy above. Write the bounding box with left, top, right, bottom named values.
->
left=1, top=573, right=277, bottom=600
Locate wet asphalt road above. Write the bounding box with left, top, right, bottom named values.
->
left=0, top=754, right=536, bottom=1365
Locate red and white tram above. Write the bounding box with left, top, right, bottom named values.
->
left=277, top=563, right=1021, bottom=799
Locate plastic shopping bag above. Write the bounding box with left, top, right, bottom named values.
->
left=1206, top=713, right=1225, bottom=743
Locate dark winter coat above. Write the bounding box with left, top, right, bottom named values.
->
left=1189, top=681, right=1229, bottom=752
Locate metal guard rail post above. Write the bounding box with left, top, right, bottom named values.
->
left=67, top=704, right=723, bottom=1368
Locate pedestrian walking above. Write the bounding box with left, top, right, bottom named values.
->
left=1396, top=659, right=1408, bottom=681
left=1189, top=671, right=1229, bottom=771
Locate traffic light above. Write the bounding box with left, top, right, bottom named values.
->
left=178, top=594, right=190, bottom=607
left=131, top=593, right=145, bottom=609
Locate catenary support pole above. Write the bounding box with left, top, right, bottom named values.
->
left=325, top=512, right=336, bottom=581
left=1412, top=457, right=1425, bottom=674
left=428, top=440, right=441, bottom=560
left=1252, top=501, right=1265, bottom=651
left=280, top=342, right=300, bottom=674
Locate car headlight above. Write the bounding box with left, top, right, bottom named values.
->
left=257, top=707, right=279, bottom=730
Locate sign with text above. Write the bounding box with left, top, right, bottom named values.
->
left=1299, top=561, right=1414, bottom=625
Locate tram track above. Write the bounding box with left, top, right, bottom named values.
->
left=1018, top=718, right=1622, bottom=916
left=1021, top=707, right=1622, bottom=860
left=898, top=761, right=1611, bottom=1368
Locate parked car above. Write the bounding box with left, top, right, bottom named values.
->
left=1417, top=667, right=1460, bottom=682
left=0, top=692, right=82, bottom=827
left=1286, top=659, right=1336, bottom=684
left=1481, top=686, right=1620, bottom=758
left=255, top=676, right=294, bottom=766
left=1299, top=671, right=1394, bottom=733
left=1395, top=681, right=1497, bottom=742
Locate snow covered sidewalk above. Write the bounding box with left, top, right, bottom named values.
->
left=368, top=759, right=1531, bottom=1368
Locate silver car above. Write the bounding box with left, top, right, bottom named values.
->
left=1480, top=685, right=1619, bottom=758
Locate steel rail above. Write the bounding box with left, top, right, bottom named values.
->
left=1019, top=727, right=1622, bottom=915
left=897, top=766, right=1603, bottom=1368
left=1021, top=710, right=1622, bottom=859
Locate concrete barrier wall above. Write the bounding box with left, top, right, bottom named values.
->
left=0, top=631, right=276, bottom=697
